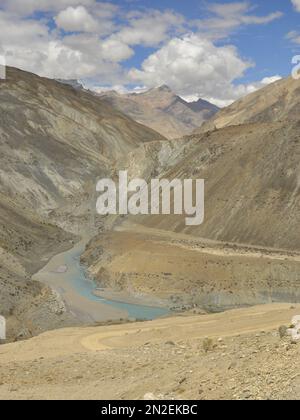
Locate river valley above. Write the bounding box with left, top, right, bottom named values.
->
left=33, top=240, right=169, bottom=324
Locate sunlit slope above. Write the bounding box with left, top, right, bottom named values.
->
left=197, top=76, right=300, bottom=133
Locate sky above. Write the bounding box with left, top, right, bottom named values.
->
left=0, top=0, right=300, bottom=106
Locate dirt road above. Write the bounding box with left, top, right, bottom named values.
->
left=0, top=303, right=300, bottom=400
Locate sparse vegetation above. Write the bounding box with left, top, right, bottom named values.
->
left=278, top=325, right=288, bottom=339
left=203, top=337, right=215, bottom=353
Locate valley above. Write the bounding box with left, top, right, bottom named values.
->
left=1, top=0, right=299, bottom=402
left=33, top=239, right=168, bottom=324
left=0, top=66, right=299, bottom=401
left=0, top=67, right=166, bottom=341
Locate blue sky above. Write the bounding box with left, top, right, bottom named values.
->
left=0, top=0, right=300, bottom=106
left=118, top=0, right=299, bottom=83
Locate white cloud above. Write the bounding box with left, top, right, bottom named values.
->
left=287, top=30, right=300, bottom=44
left=291, top=0, right=300, bottom=12
left=0, top=10, right=125, bottom=82
left=0, top=1, right=284, bottom=106
left=100, top=38, right=134, bottom=62
left=182, top=75, right=282, bottom=107
left=260, top=75, right=282, bottom=85
left=0, top=0, right=96, bottom=16
left=112, top=10, right=185, bottom=47
left=0, top=3, right=187, bottom=83
left=196, top=2, right=283, bottom=39
left=55, top=6, right=99, bottom=33
left=92, top=84, right=147, bottom=95
left=129, top=34, right=254, bottom=105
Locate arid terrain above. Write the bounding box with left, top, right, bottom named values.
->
left=83, top=118, right=300, bottom=310
left=197, top=75, right=300, bottom=133
left=0, top=66, right=300, bottom=401
left=83, top=222, right=300, bottom=312
left=0, top=67, right=164, bottom=340
left=99, top=85, right=219, bottom=139
left=0, top=304, right=299, bottom=400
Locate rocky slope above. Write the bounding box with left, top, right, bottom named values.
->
left=0, top=67, right=164, bottom=229
left=0, top=67, right=164, bottom=340
left=132, top=121, right=300, bottom=251
left=99, top=85, right=219, bottom=139
left=83, top=80, right=300, bottom=311
left=197, top=76, right=300, bottom=133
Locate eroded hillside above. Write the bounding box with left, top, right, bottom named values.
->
left=99, top=85, right=219, bottom=139
left=83, top=95, right=300, bottom=310
left=197, top=76, right=300, bottom=133
left=0, top=67, right=164, bottom=340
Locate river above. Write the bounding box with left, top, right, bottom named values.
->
left=33, top=240, right=169, bottom=323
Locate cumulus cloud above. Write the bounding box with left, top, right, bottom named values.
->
left=260, top=75, right=282, bottom=85
left=55, top=6, right=99, bottom=33
left=129, top=34, right=254, bottom=105
left=181, top=75, right=282, bottom=107
left=0, top=1, right=284, bottom=105
left=111, top=10, right=185, bottom=47
left=0, top=10, right=125, bottom=82
left=0, top=0, right=96, bottom=16
left=92, top=84, right=147, bottom=95
left=100, top=38, right=134, bottom=62
left=0, top=3, right=186, bottom=82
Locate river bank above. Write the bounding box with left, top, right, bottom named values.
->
left=33, top=240, right=169, bottom=324
left=93, top=288, right=168, bottom=308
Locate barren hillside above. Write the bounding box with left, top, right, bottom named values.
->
left=100, top=85, right=218, bottom=139
left=83, top=90, right=300, bottom=310
left=197, top=76, right=300, bottom=133
left=0, top=67, right=164, bottom=340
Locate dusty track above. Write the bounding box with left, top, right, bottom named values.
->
left=0, top=303, right=300, bottom=400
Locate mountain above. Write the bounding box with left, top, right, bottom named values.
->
left=0, top=67, right=164, bottom=340
left=197, top=76, right=300, bottom=133
left=83, top=76, right=300, bottom=312
left=1, top=67, right=300, bottom=339
left=1, top=67, right=300, bottom=400
left=98, top=85, right=219, bottom=139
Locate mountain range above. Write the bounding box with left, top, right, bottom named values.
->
left=0, top=67, right=164, bottom=340
left=83, top=75, right=300, bottom=312
left=1, top=65, right=300, bottom=400
left=0, top=66, right=300, bottom=340
left=98, top=85, right=219, bottom=139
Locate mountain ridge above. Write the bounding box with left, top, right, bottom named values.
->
left=0, top=66, right=165, bottom=340
left=196, top=76, right=300, bottom=133
left=98, top=85, right=219, bottom=139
